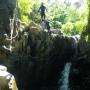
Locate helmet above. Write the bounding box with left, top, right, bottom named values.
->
left=0, top=65, right=7, bottom=71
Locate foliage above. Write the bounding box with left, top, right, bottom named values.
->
left=18, top=0, right=31, bottom=22
left=80, top=0, right=90, bottom=42
left=50, top=21, right=62, bottom=29
left=62, top=22, right=74, bottom=36
left=86, top=0, right=90, bottom=42
left=18, top=0, right=40, bottom=22
left=29, top=2, right=41, bottom=23
left=75, top=21, right=87, bottom=34
left=47, top=0, right=88, bottom=35
left=18, top=0, right=88, bottom=36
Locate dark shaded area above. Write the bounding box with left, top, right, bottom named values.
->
left=7, top=29, right=90, bottom=90
left=7, top=28, right=78, bottom=90
left=69, top=42, right=90, bottom=90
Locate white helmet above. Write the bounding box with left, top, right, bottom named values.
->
left=0, top=65, right=7, bottom=71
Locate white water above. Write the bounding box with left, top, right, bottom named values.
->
left=58, top=62, right=72, bottom=90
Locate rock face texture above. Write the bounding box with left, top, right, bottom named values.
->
left=9, top=25, right=78, bottom=90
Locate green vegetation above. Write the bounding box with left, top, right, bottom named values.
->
left=47, top=0, right=88, bottom=36
left=85, top=0, right=90, bottom=42
left=18, top=0, right=31, bottom=22
left=18, top=0, right=40, bottom=22
left=18, top=0, right=88, bottom=36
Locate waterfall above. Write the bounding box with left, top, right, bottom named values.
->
left=58, top=35, right=79, bottom=90
left=58, top=62, right=72, bottom=90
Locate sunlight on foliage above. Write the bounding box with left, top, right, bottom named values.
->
left=75, top=21, right=87, bottom=34
left=62, top=22, right=73, bottom=36
left=46, top=0, right=88, bottom=35
left=17, top=0, right=88, bottom=36
left=18, top=0, right=31, bottom=22
left=18, top=0, right=40, bottom=22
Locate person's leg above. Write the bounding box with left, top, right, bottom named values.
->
left=41, top=12, right=45, bottom=20
left=43, top=13, right=45, bottom=20
left=41, top=12, right=44, bottom=20
left=41, top=15, right=43, bottom=20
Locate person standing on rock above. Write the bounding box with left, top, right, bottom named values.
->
left=38, top=2, right=47, bottom=20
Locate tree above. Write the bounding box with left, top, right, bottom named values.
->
left=46, top=0, right=87, bottom=35
left=18, top=0, right=40, bottom=22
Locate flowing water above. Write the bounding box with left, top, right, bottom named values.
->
left=58, top=62, right=72, bottom=90
left=58, top=35, right=79, bottom=90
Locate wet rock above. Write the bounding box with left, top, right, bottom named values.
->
left=69, top=44, right=90, bottom=90
left=9, top=26, right=79, bottom=90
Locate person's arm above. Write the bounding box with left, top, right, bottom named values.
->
left=38, top=6, right=41, bottom=12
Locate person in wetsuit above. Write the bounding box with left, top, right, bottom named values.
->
left=38, top=3, right=47, bottom=20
